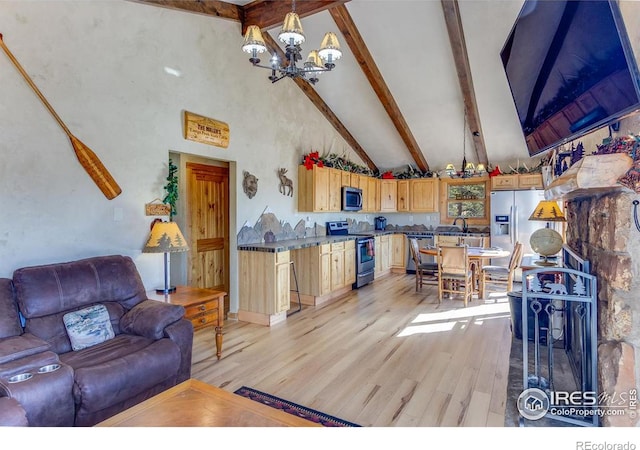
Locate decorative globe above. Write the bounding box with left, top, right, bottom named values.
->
left=529, top=228, right=563, bottom=258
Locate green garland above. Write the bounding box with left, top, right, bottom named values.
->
left=163, top=158, right=179, bottom=220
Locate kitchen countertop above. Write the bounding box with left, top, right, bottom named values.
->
left=238, top=235, right=359, bottom=253
left=238, top=229, right=489, bottom=253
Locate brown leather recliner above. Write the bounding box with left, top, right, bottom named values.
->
left=0, top=277, right=75, bottom=426
left=8, top=255, right=193, bottom=426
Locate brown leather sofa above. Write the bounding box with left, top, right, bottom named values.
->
left=0, top=255, right=194, bottom=426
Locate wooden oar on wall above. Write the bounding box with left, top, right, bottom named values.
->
left=0, top=33, right=122, bottom=200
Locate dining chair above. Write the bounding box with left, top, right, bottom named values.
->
left=479, top=241, right=524, bottom=298
left=437, top=245, right=473, bottom=307
left=409, top=238, right=438, bottom=291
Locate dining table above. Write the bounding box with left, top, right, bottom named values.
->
left=419, top=245, right=511, bottom=294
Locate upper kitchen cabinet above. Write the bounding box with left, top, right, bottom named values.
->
left=365, top=177, right=379, bottom=213
left=410, top=178, right=439, bottom=212
left=298, top=165, right=342, bottom=212
left=439, top=176, right=490, bottom=226
left=490, top=173, right=543, bottom=191
left=379, top=179, right=397, bottom=212
left=397, top=180, right=410, bottom=212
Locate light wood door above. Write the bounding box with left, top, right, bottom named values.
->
left=367, top=177, right=379, bottom=212
left=330, top=242, right=345, bottom=291
left=320, top=245, right=331, bottom=295
left=341, top=170, right=351, bottom=187
left=379, top=180, right=397, bottom=212
left=410, top=178, right=438, bottom=212
left=397, top=180, right=410, bottom=212
left=328, top=168, right=342, bottom=212
left=275, top=253, right=291, bottom=313
left=186, top=163, right=230, bottom=314
left=344, top=241, right=356, bottom=286
left=390, top=234, right=406, bottom=269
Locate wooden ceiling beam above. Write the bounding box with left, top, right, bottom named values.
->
left=441, top=0, right=489, bottom=166
left=330, top=5, right=430, bottom=173
left=132, top=0, right=375, bottom=171
left=242, top=1, right=350, bottom=34
left=262, top=32, right=377, bottom=172
left=130, top=0, right=243, bottom=21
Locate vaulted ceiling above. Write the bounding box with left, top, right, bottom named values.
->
left=133, top=0, right=532, bottom=174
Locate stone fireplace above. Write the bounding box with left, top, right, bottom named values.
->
left=565, top=191, right=640, bottom=426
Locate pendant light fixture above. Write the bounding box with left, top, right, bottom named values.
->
left=446, top=110, right=476, bottom=177
left=241, top=0, right=342, bottom=85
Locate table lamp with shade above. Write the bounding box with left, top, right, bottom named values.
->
left=528, top=200, right=566, bottom=266
left=142, top=220, right=189, bottom=294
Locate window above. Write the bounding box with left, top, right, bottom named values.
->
left=440, top=177, right=490, bottom=225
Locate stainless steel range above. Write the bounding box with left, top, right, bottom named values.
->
left=326, top=221, right=375, bottom=289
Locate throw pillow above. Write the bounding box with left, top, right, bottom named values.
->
left=63, top=304, right=115, bottom=351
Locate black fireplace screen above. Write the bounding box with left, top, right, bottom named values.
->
left=519, top=245, right=598, bottom=427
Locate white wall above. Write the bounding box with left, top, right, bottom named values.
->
left=0, top=1, right=363, bottom=313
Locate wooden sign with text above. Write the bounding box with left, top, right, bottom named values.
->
left=184, top=111, right=229, bottom=148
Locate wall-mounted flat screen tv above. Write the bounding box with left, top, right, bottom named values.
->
left=501, top=0, right=640, bottom=156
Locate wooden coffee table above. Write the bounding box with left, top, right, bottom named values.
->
left=95, top=379, right=320, bottom=427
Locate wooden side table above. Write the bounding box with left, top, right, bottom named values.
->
left=147, top=286, right=226, bottom=359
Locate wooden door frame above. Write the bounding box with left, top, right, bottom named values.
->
left=185, top=160, right=231, bottom=314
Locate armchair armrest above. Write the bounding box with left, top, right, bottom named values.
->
left=0, top=333, right=50, bottom=365
left=0, top=397, right=28, bottom=426
left=120, top=300, right=185, bottom=340
left=0, top=351, right=60, bottom=380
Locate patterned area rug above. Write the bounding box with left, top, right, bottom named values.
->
left=234, top=386, right=360, bottom=427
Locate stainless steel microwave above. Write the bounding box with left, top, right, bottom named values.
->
left=342, top=186, right=363, bottom=211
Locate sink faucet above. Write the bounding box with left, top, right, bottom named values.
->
left=453, top=217, right=468, bottom=233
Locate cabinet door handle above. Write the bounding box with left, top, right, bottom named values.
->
left=200, top=318, right=207, bottom=324
left=199, top=305, right=206, bottom=311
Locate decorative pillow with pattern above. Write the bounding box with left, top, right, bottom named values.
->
left=63, top=304, right=115, bottom=351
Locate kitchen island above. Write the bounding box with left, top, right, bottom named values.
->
left=237, top=228, right=489, bottom=326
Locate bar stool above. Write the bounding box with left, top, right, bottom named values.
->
left=287, top=260, right=302, bottom=316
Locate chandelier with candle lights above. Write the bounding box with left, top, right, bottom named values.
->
left=241, top=0, right=342, bottom=85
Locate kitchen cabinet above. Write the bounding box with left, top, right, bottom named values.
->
left=379, top=180, right=397, bottom=212
left=345, top=240, right=356, bottom=285
left=238, top=250, right=290, bottom=326
left=298, top=165, right=343, bottom=212
left=330, top=242, right=345, bottom=291
left=328, top=168, right=342, bottom=212
left=290, top=240, right=355, bottom=306
left=397, top=180, right=410, bottom=212
left=390, top=234, right=406, bottom=270
left=374, top=235, right=391, bottom=277
left=491, top=173, right=543, bottom=191
left=436, top=235, right=488, bottom=247
left=518, top=173, right=543, bottom=189
left=436, top=235, right=459, bottom=247
left=365, top=176, right=379, bottom=212
left=410, top=178, right=439, bottom=212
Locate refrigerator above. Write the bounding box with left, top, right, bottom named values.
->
left=490, top=190, right=548, bottom=263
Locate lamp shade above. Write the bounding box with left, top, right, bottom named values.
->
left=529, top=200, right=566, bottom=222
left=445, top=163, right=456, bottom=176
left=464, top=162, right=476, bottom=174
left=242, top=25, right=267, bottom=54
left=305, top=50, right=324, bottom=71
left=278, top=12, right=305, bottom=45
left=318, top=32, right=342, bottom=61
left=142, top=221, right=189, bottom=253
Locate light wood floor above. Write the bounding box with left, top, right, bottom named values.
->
left=191, top=272, right=514, bottom=427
